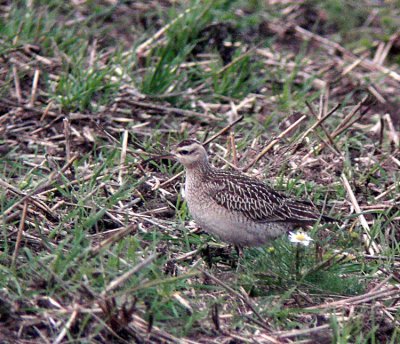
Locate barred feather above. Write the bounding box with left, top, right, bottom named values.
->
left=206, top=168, right=334, bottom=225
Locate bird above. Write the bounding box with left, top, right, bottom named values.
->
left=172, top=139, right=335, bottom=248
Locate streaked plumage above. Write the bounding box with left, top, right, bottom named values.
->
left=173, top=139, right=334, bottom=247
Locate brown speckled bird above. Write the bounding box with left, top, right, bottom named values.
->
left=173, top=139, right=334, bottom=247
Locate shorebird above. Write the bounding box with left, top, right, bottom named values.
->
left=172, top=139, right=334, bottom=247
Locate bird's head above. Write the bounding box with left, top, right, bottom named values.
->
left=173, top=139, right=208, bottom=168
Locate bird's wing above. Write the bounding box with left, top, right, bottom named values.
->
left=208, top=171, right=323, bottom=224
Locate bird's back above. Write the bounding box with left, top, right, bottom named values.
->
left=204, top=168, right=332, bottom=224
left=184, top=167, right=333, bottom=246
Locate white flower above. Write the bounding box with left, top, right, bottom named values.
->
left=288, top=230, right=314, bottom=247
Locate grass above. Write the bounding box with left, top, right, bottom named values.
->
left=1, top=0, right=400, bottom=343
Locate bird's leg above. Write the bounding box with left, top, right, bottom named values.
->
left=235, top=245, right=244, bottom=258
left=232, top=245, right=245, bottom=271
left=201, top=244, right=213, bottom=268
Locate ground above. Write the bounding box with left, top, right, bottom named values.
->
left=0, top=0, right=399, bottom=343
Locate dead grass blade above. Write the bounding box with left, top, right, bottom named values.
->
left=244, top=114, right=307, bottom=171
left=101, top=253, right=158, bottom=295
left=341, top=172, right=381, bottom=255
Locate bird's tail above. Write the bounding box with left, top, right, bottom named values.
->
left=284, top=200, right=337, bottom=225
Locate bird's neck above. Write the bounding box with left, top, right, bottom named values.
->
left=185, top=160, right=212, bottom=180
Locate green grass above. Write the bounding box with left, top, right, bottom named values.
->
left=0, top=0, right=399, bottom=342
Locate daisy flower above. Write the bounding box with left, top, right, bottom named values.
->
left=288, top=230, right=314, bottom=247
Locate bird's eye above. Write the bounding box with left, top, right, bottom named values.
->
left=179, top=149, right=191, bottom=155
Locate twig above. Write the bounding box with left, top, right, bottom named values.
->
left=216, top=46, right=256, bottom=76
left=28, top=68, right=40, bottom=107
left=12, top=64, right=22, bottom=103
left=215, top=154, right=242, bottom=171
left=375, top=183, right=398, bottom=201
left=296, top=102, right=340, bottom=153
left=377, top=31, right=400, bottom=66
left=331, top=96, right=369, bottom=139
left=294, top=25, right=400, bottom=82
left=369, top=273, right=395, bottom=293
left=11, top=201, right=28, bottom=267
left=101, top=253, right=158, bottom=295
left=341, top=173, right=380, bottom=255
left=87, top=224, right=138, bottom=259
left=275, top=323, right=331, bottom=338
left=131, top=314, right=199, bottom=344
left=383, top=113, right=399, bottom=147
left=53, top=303, right=79, bottom=344
left=0, top=179, right=52, bottom=216
left=0, top=155, right=78, bottom=219
left=243, top=114, right=307, bottom=171
left=156, top=171, right=183, bottom=188
left=339, top=58, right=363, bottom=79
left=88, top=38, right=97, bottom=68
left=63, top=117, right=71, bottom=163
left=311, top=96, right=370, bottom=156
left=31, top=114, right=63, bottom=135
left=136, top=6, right=195, bottom=55
left=306, top=285, right=399, bottom=310
left=118, top=129, right=129, bottom=185
left=203, top=115, right=244, bottom=146
left=118, top=98, right=212, bottom=120
left=201, top=269, right=278, bottom=338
